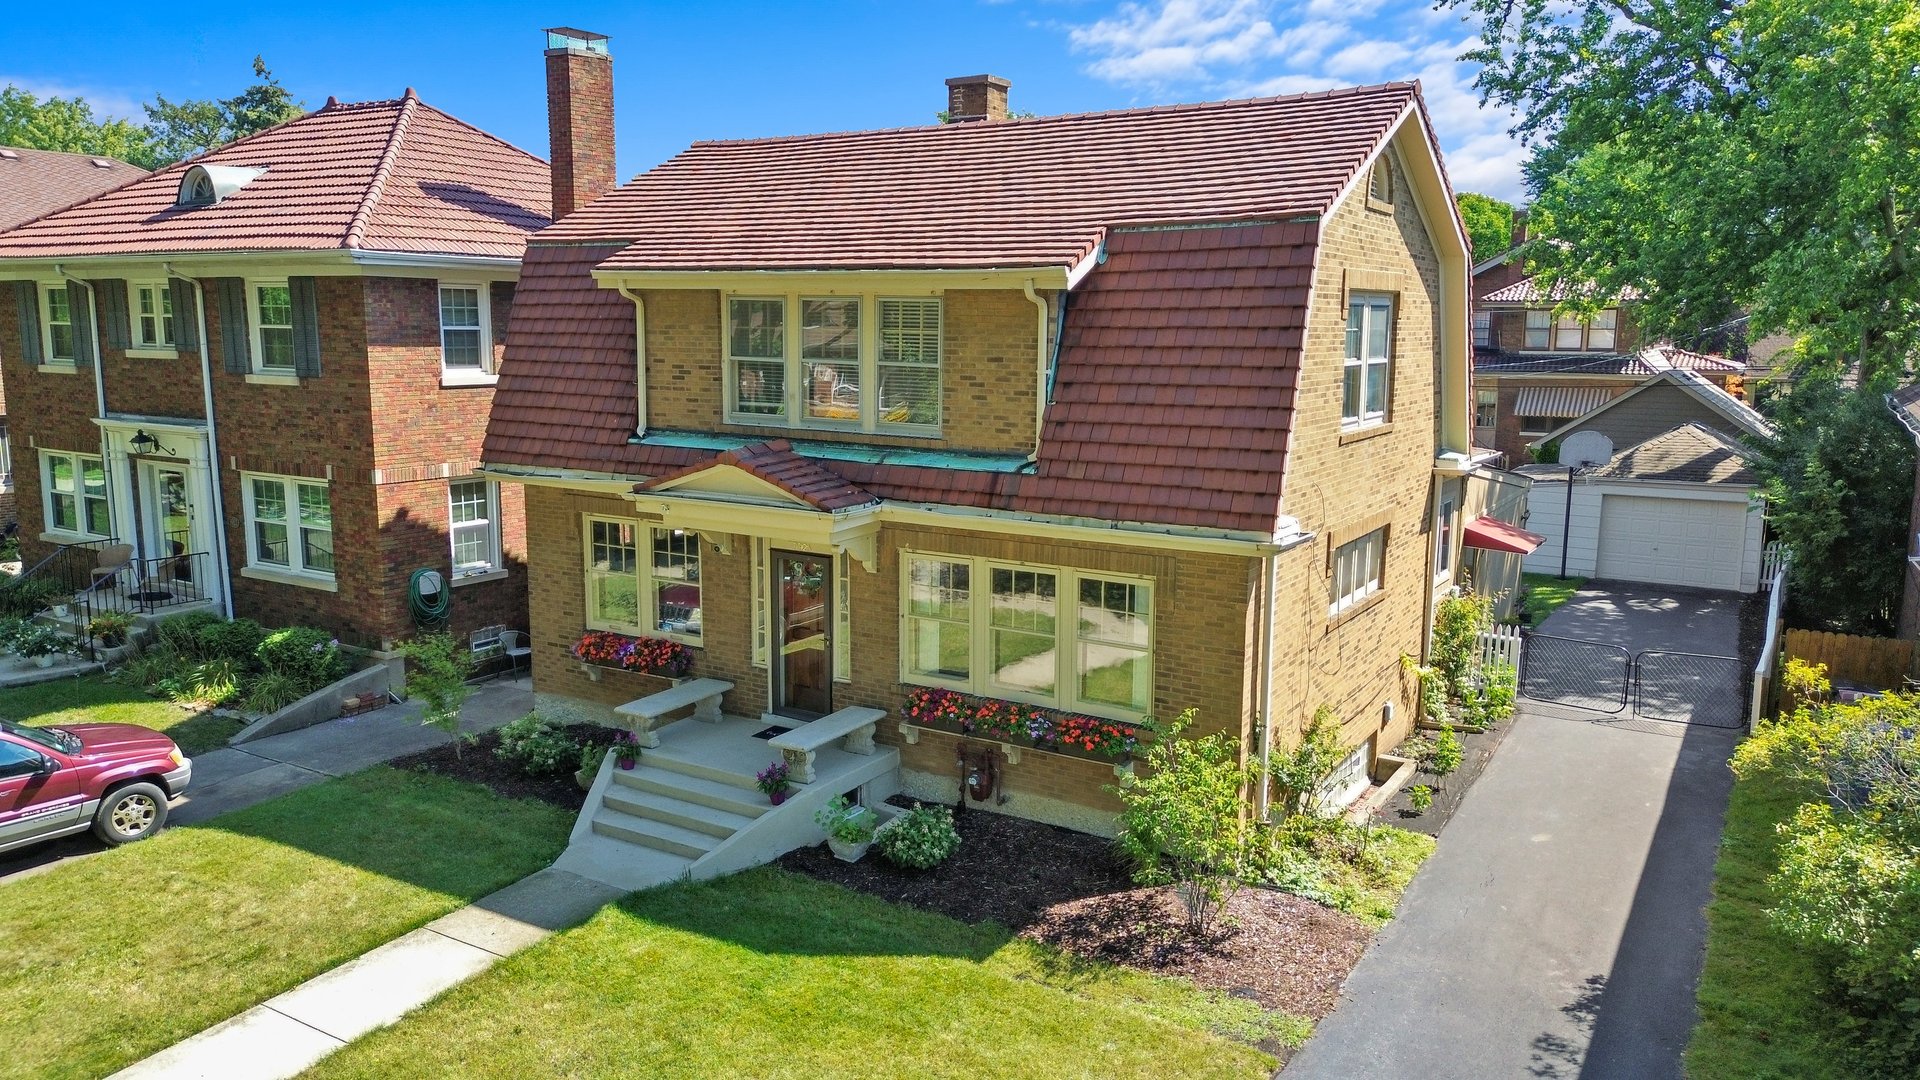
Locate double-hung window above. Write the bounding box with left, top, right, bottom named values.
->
left=1435, top=486, right=1458, bottom=580
left=42, top=451, right=110, bottom=537
left=41, top=285, right=76, bottom=365
left=1472, top=310, right=1491, bottom=347
left=251, top=282, right=295, bottom=371
left=1553, top=313, right=1585, bottom=351
left=902, top=554, right=1154, bottom=721
left=133, top=282, right=176, bottom=350
left=1330, top=528, right=1386, bottom=617
left=1342, top=294, right=1392, bottom=428
left=1587, top=309, right=1618, bottom=350
left=1475, top=389, right=1498, bottom=430
left=725, top=294, right=942, bottom=432
left=245, top=474, right=333, bottom=578
left=439, top=284, right=491, bottom=376
left=448, top=479, right=500, bottom=577
left=582, top=516, right=702, bottom=643
left=1524, top=309, right=1551, bottom=349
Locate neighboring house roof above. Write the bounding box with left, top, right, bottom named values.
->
left=554, top=82, right=1422, bottom=272
left=0, top=145, right=146, bottom=231
left=1887, top=384, right=1920, bottom=444
left=1477, top=343, right=1743, bottom=377
left=1479, top=275, right=1644, bottom=304
left=1513, top=386, right=1616, bottom=420
left=1592, top=423, right=1758, bottom=485
left=488, top=81, right=1448, bottom=535
left=643, top=439, right=879, bottom=512
left=0, top=93, right=550, bottom=260
left=1531, top=368, right=1773, bottom=446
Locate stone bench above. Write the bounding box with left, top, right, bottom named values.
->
left=768, top=705, right=886, bottom=784
left=613, top=677, right=733, bottom=748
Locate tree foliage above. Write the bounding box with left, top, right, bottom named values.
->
left=1110, top=709, right=1260, bottom=934
left=0, top=86, right=159, bottom=168
left=1448, top=0, right=1920, bottom=377
left=400, top=632, right=475, bottom=756
left=1455, top=191, right=1516, bottom=265
left=1745, top=368, right=1914, bottom=634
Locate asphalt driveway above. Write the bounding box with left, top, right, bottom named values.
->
left=1286, top=585, right=1748, bottom=1079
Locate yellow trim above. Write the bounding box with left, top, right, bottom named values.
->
left=596, top=267, right=1070, bottom=292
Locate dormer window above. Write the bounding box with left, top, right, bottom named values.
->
left=176, top=164, right=267, bottom=208
left=181, top=171, right=216, bottom=206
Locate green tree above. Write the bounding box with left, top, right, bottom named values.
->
left=399, top=632, right=475, bottom=756
left=144, top=56, right=303, bottom=164
left=1455, top=191, right=1515, bottom=265
left=0, top=86, right=158, bottom=168
left=1447, top=0, right=1920, bottom=378
left=1110, top=709, right=1260, bottom=934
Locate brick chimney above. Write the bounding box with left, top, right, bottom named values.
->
left=544, top=27, right=614, bottom=220
left=945, top=75, right=1011, bottom=122
left=1510, top=208, right=1529, bottom=251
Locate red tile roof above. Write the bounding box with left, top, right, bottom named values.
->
left=1480, top=275, right=1644, bottom=304
left=558, top=83, right=1418, bottom=271
left=0, top=94, right=548, bottom=260
left=645, top=439, right=878, bottom=511
left=0, top=145, right=146, bottom=231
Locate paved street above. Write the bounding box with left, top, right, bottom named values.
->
left=1287, top=586, right=1748, bottom=1079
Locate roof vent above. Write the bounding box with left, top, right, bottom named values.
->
left=177, top=163, right=267, bottom=207
left=0, top=148, right=19, bottom=160
left=90, top=157, right=114, bottom=169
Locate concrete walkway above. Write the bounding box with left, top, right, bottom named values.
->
left=0, top=675, right=533, bottom=885
left=1286, top=586, right=1747, bottom=1079
left=110, top=867, right=624, bottom=1080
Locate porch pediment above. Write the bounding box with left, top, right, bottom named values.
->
left=633, top=440, right=882, bottom=569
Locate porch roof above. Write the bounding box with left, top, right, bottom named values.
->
left=640, top=439, right=879, bottom=513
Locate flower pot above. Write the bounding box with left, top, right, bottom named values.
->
left=827, top=837, right=870, bottom=863
left=575, top=765, right=598, bottom=790
left=616, top=754, right=637, bottom=771
left=769, top=789, right=789, bottom=806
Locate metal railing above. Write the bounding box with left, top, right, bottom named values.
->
left=81, top=549, right=211, bottom=617
left=0, top=538, right=115, bottom=619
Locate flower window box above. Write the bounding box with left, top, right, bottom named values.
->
left=570, top=630, right=695, bottom=679
left=899, top=686, right=1144, bottom=763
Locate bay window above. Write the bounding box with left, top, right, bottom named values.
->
left=582, top=516, right=702, bottom=642
left=245, top=474, right=332, bottom=578
left=42, top=451, right=110, bottom=537
left=902, top=554, right=1154, bottom=721
left=726, top=293, right=941, bottom=432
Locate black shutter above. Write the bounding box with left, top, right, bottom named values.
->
left=168, top=278, right=199, bottom=352
left=97, top=279, right=130, bottom=349
left=12, top=282, right=41, bottom=366
left=288, top=276, right=322, bottom=378
left=215, top=278, right=250, bottom=375
left=66, top=283, right=96, bottom=368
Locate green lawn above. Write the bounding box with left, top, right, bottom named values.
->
left=1519, top=573, right=1587, bottom=626
left=303, top=868, right=1290, bottom=1080
left=0, top=768, right=572, bottom=1080
left=1686, top=754, right=1857, bottom=1078
left=0, top=672, right=242, bottom=754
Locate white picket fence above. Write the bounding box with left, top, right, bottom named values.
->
left=1477, top=625, right=1524, bottom=670
left=1761, top=540, right=1787, bottom=588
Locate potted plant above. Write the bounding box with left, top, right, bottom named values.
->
left=756, top=760, right=793, bottom=805
left=576, top=741, right=610, bottom=789
left=88, top=611, right=134, bottom=648
left=612, top=730, right=640, bottom=771
left=814, top=795, right=879, bottom=862
left=14, top=625, right=70, bottom=668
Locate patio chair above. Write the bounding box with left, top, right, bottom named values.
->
left=498, top=630, right=533, bottom=678
left=88, top=543, right=135, bottom=590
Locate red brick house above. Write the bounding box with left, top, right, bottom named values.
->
left=487, top=36, right=1507, bottom=843
left=0, top=146, right=149, bottom=526
left=0, top=94, right=547, bottom=648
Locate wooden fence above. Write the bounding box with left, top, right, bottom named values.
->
left=1782, top=628, right=1915, bottom=690
left=1477, top=625, right=1524, bottom=670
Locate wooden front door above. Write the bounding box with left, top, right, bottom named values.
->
left=772, top=551, right=832, bottom=719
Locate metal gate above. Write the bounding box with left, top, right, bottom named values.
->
left=1520, top=636, right=1747, bottom=727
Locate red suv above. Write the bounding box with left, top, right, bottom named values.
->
left=0, top=719, right=192, bottom=853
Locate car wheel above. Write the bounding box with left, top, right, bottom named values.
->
left=92, top=782, right=170, bottom=845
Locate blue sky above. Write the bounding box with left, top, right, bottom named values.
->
left=0, top=1, right=1526, bottom=200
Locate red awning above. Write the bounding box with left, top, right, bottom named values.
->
left=1463, top=516, right=1547, bottom=555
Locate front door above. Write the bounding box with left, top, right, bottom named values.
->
left=772, top=551, right=832, bottom=719
left=138, top=462, right=193, bottom=562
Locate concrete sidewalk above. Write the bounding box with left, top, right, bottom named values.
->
left=110, top=868, right=625, bottom=1080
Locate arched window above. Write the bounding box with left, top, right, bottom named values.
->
left=179, top=168, right=216, bottom=207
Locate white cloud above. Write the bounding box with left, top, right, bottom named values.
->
left=0, top=75, right=144, bottom=121
left=1060, top=0, right=1527, bottom=201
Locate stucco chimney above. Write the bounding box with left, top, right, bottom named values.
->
left=945, top=75, right=1011, bottom=122
left=545, top=27, right=614, bottom=220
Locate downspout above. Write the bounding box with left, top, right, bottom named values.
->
left=1560, top=464, right=1575, bottom=579
left=1255, top=549, right=1278, bottom=821
left=52, top=266, right=107, bottom=423
left=619, top=286, right=647, bottom=438
left=166, top=264, right=234, bottom=618
left=1021, top=280, right=1048, bottom=464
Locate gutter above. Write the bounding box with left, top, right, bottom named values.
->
left=619, top=286, right=647, bottom=438
left=165, top=264, right=235, bottom=618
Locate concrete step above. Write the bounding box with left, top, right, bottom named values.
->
left=601, top=785, right=755, bottom=840
left=610, top=763, right=770, bottom=819
left=591, top=808, right=721, bottom=860
left=634, top=751, right=762, bottom=793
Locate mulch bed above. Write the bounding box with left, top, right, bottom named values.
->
left=390, top=723, right=607, bottom=812
left=1022, top=884, right=1372, bottom=1020
left=1372, top=717, right=1517, bottom=836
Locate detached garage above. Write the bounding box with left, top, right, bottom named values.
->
left=1521, top=424, right=1768, bottom=593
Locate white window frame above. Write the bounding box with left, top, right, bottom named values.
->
left=1472, top=310, right=1491, bottom=347
left=1475, top=388, right=1498, bottom=430
left=242, top=472, right=334, bottom=580
left=131, top=281, right=177, bottom=352
left=1330, top=527, right=1386, bottom=617
left=40, top=283, right=77, bottom=366
left=447, top=479, right=500, bottom=578
left=723, top=292, right=942, bottom=435
left=899, top=553, right=1155, bottom=723
left=580, top=515, right=703, bottom=646
left=249, top=279, right=295, bottom=373
left=1524, top=309, right=1551, bottom=350
left=1435, top=489, right=1457, bottom=582
left=40, top=450, right=111, bottom=539
left=437, top=282, right=493, bottom=380
left=1342, top=294, right=1394, bottom=429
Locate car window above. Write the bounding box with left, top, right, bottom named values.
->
left=0, top=719, right=71, bottom=754
left=0, top=739, right=45, bottom=779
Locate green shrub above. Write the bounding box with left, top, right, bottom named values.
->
left=256, top=627, right=347, bottom=691
left=1467, top=661, right=1518, bottom=726
left=0, top=616, right=32, bottom=652
left=155, top=610, right=225, bottom=657
left=1268, top=705, right=1345, bottom=817
left=1110, top=708, right=1259, bottom=934
left=875, top=804, right=960, bottom=871
left=244, top=670, right=307, bottom=714
left=195, top=617, right=265, bottom=666
left=1407, top=785, right=1433, bottom=813
left=170, top=659, right=241, bottom=706
left=1427, top=724, right=1463, bottom=787
left=493, top=714, right=580, bottom=776
left=117, top=642, right=181, bottom=690
left=399, top=632, right=474, bottom=755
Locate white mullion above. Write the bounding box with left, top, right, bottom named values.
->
left=861, top=296, right=878, bottom=433
left=784, top=292, right=801, bottom=423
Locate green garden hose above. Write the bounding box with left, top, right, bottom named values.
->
left=409, top=568, right=450, bottom=627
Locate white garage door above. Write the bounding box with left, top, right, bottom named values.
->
left=1596, top=494, right=1745, bottom=591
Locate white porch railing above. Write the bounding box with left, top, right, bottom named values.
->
left=1477, top=624, right=1524, bottom=670
left=1761, top=540, right=1787, bottom=588
left=1748, top=557, right=1791, bottom=731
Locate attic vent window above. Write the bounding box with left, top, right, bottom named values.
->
left=177, top=163, right=267, bottom=208
left=1368, top=157, right=1393, bottom=208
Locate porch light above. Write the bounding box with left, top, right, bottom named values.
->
left=129, top=430, right=173, bottom=456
